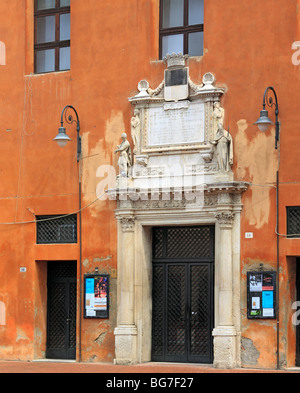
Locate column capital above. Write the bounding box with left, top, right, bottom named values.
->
left=118, top=215, right=136, bottom=232
left=215, top=211, right=235, bottom=228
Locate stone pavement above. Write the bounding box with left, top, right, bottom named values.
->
left=0, top=360, right=299, bottom=373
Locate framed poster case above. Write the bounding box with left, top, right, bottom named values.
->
left=247, top=271, right=277, bottom=319
left=84, top=274, right=109, bottom=319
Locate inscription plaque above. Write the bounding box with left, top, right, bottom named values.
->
left=146, top=101, right=205, bottom=148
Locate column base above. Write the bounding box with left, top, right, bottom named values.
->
left=114, top=325, right=138, bottom=365
left=212, top=326, right=238, bottom=369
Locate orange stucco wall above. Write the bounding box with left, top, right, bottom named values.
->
left=0, top=0, right=300, bottom=368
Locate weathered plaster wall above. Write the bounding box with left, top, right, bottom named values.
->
left=0, top=0, right=300, bottom=367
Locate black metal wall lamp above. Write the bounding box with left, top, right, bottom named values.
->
left=254, top=86, right=280, bottom=149
left=53, top=105, right=81, bottom=162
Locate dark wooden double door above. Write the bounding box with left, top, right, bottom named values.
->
left=152, top=226, right=215, bottom=364
left=297, top=260, right=300, bottom=366
left=46, top=261, right=77, bottom=360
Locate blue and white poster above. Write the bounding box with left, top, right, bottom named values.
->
left=262, top=291, right=274, bottom=309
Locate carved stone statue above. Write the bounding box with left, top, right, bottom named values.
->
left=211, top=124, right=233, bottom=172
left=131, top=109, right=140, bottom=154
left=213, top=102, right=225, bottom=137
left=115, top=133, right=132, bottom=177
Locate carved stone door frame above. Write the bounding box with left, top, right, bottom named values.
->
left=113, top=183, right=247, bottom=369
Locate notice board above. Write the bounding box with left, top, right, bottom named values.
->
left=247, top=271, right=277, bottom=319
left=84, top=274, right=109, bottom=319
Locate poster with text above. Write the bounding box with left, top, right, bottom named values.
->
left=84, top=274, right=109, bottom=319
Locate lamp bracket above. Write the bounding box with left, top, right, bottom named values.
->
left=263, top=86, right=279, bottom=112
left=262, top=87, right=280, bottom=149
left=61, top=105, right=80, bottom=129
left=60, top=105, right=81, bottom=161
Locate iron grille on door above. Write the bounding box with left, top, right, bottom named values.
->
left=152, top=226, right=214, bottom=364
left=153, top=226, right=214, bottom=259
left=297, top=259, right=300, bottom=367
left=36, top=214, right=77, bottom=244
left=47, top=261, right=77, bottom=360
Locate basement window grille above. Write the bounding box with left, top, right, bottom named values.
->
left=36, top=214, right=77, bottom=244
left=287, top=207, right=300, bottom=238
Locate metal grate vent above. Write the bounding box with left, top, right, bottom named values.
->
left=287, top=207, right=300, bottom=238
left=36, top=215, right=77, bottom=244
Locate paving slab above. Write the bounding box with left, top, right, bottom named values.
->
left=0, top=360, right=298, bottom=374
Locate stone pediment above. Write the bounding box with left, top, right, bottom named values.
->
left=129, top=63, right=225, bottom=156
left=112, top=54, right=243, bottom=201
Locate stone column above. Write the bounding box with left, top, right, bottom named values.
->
left=213, top=211, right=238, bottom=369
left=114, top=214, right=138, bottom=365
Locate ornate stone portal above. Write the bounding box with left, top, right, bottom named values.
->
left=108, top=54, right=248, bottom=368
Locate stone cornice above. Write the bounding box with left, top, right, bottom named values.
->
left=107, top=181, right=249, bottom=202
left=206, top=181, right=249, bottom=194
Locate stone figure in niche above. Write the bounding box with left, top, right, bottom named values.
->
left=115, top=133, right=132, bottom=177
left=211, top=124, right=233, bottom=172
left=131, top=109, right=140, bottom=154
left=213, top=102, right=225, bottom=137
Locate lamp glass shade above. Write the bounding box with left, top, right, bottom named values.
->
left=254, top=109, right=274, bottom=132
left=257, top=123, right=271, bottom=133
left=56, top=139, right=69, bottom=148
left=53, top=126, right=72, bottom=147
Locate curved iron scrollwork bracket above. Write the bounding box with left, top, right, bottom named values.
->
left=262, top=86, right=280, bottom=150
left=60, top=105, right=81, bottom=162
